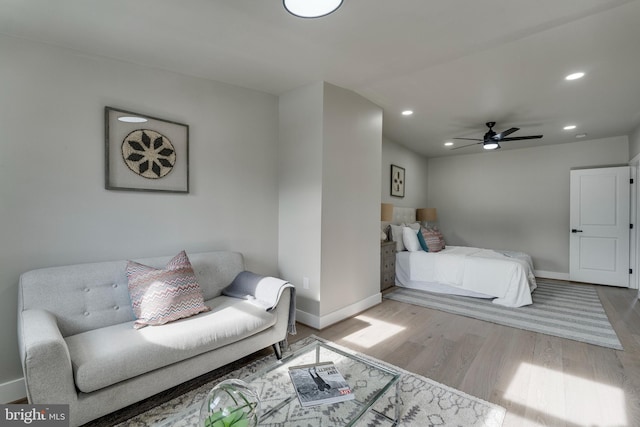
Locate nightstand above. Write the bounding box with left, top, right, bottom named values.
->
left=380, top=240, right=396, bottom=291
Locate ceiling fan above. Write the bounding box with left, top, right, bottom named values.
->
left=452, top=121, right=543, bottom=150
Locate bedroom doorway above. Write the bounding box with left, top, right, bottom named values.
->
left=569, top=166, right=630, bottom=287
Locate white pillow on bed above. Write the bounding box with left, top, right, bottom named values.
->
left=404, top=222, right=421, bottom=231
left=389, top=224, right=406, bottom=251
left=402, top=226, right=422, bottom=252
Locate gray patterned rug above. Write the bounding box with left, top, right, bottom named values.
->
left=93, top=336, right=505, bottom=427
left=385, top=279, right=623, bottom=350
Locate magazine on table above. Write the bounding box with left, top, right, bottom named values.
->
left=288, top=361, right=355, bottom=407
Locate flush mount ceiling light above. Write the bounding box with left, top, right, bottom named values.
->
left=283, top=0, right=343, bottom=18
left=563, top=125, right=577, bottom=130
left=118, top=116, right=148, bottom=123
left=401, top=110, right=414, bottom=116
left=565, top=72, right=585, bottom=81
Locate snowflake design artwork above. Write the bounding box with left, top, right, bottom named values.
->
left=122, top=129, right=176, bottom=179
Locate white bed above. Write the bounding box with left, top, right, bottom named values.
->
left=395, top=246, right=537, bottom=307
left=387, top=207, right=537, bottom=307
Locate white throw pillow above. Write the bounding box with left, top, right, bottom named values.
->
left=389, top=224, right=405, bottom=251
left=404, top=222, right=421, bottom=231
left=403, top=226, right=421, bottom=252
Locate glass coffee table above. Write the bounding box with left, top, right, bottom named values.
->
left=159, top=340, right=401, bottom=426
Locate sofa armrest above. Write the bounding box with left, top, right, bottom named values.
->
left=251, top=276, right=296, bottom=335
left=18, top=309, right=77, bottom=404
left=271, top=286, right=293, bottom=340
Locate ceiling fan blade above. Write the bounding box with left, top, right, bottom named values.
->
left=500, top=135, right=543, bottom=141
left=453, top=137, right=483, bottom=141
left=450, top=142, right=481, bottom=150
left=493, top=127, right=519, bottom=140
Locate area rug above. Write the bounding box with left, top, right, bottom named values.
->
left=99, top=336, right=505, bottom=427
left=384, top=279, right=623, bottom=350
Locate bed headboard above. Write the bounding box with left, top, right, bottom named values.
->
left=391, top=207, right=416, bottom=225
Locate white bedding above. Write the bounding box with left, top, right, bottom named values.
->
left=395, top=246, right=537, bottom=307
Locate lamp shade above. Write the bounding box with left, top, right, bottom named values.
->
left=381, top=203, right=394, bottom=222
left=416, top=208, right=437, bottom=222
left=283, top=0, right=343, bottom=18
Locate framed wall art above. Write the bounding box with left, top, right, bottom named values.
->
left=390, top=164, right=405, bottom=197
left=105, top=106, right=189, bottom=193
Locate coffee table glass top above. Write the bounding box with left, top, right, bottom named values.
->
left=157, top=340, right=401, bottom=426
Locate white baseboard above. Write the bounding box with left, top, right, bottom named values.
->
left=294, top=309, right=321, bottom=329
left=296, top=293, right=382, bottom=330
left=535, top=270, right=570, bottom=281
left=1, top=377, right=26, bottom=404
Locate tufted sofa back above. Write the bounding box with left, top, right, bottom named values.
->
left=18, top=251, right=244, bottom=337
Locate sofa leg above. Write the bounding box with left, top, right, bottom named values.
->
left=272, top=342, right=282, bottom=360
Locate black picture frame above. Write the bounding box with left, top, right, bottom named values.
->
left=390, top=164, right=405, bottom=197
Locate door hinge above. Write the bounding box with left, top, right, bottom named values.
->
left=631, top=178, right=634, bottom=184
left=631, top=224, right=634, bottom=229
left=630, top=269, right=633, bottom=274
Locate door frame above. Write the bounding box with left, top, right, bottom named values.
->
left=630, top=155, right=640, bottom=296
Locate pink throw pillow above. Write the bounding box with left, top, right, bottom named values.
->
left=126, top=251, right=209, bottom=329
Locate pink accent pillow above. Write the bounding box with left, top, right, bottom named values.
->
left=126, top=251, right=210, bottom=329
left=421, top=228, right=446, bottom=252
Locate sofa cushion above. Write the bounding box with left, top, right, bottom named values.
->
left=18, top=251, right=245, bottom=337
left=126, top=251, right=210, bottom=329
left=65, top=296, right=276, bottom=393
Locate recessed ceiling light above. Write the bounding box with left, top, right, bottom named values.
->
left=118, top=116, right=148, bottom=123
left=563, top=125, right=577, bottom=130
left=565, top=72, right=585, bottom=81
left=283, top=0, right=343, bottom=18
left=575, top=133, right=588, bottom=138
left=444, top=141, right=454, bottom=147
left=401, top=110, right=413, bottom=116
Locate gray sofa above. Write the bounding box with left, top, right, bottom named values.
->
left=17, top=251, right=293, bottom=427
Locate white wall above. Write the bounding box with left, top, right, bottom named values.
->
left=0, top=35, right=280, bottom=401
left=381, top=137, right=430, bottom=209
left=427, top=136, right=629, bottom=275
left=321, top=83, right=382, bottom=318
left=278, top=82, right=324, bottom=316
left=630, top=122, right=640, bottom=160
left=279, top=82, right=382, bottom=327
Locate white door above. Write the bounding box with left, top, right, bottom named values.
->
left=570, top=166, right=630, bottom=287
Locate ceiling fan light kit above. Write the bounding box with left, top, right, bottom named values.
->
left=283, top=0, right=343, bottom=18
left=451, top=121, right=543, bottom=151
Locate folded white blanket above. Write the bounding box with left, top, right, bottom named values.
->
left=222, top=271, right=297, bottom=334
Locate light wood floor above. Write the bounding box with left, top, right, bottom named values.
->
left=290, top=282, right=640, bottom=427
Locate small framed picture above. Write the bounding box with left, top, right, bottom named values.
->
left=390, top=164, right=405, bottom=197
left=105, top=107, right=189, bottom=193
